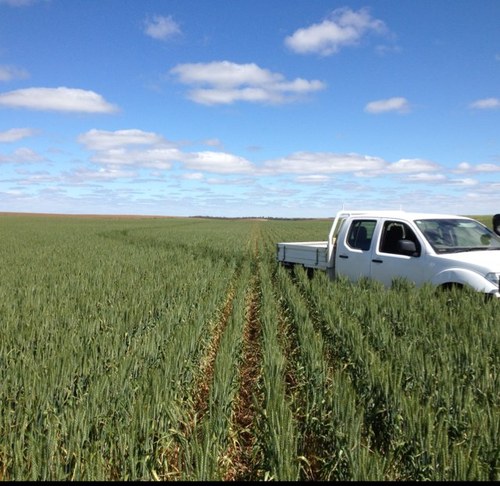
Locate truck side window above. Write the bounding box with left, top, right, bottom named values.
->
left=380, top=221, right=421, bottom=256
left=346, top=220, right=375, bottom=251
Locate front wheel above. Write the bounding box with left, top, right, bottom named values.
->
left=439, top=282, right=463, bottom=291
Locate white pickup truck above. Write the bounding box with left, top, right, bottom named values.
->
left=276, top=210, right=500, bottom=298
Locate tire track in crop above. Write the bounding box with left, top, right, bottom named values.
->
left=164, top=222, right=262, bottom=480
left=193, top=284, right=236, bottom=422
left=274, top=265, right=332, bottom=480
left=222, top=224, right=263, bottom=481
left=223, top=271, right=261, bottom=481
left=158, top=276, right=237, bottom=480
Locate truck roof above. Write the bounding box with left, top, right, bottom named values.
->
left=335, top=210, right=472, bottom=221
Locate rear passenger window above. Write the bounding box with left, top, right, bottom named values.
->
left=346, top=220, right=376, bottom=250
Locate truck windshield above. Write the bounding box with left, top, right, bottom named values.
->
left=415, top=218, right=500, bottom=254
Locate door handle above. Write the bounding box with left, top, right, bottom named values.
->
left=372, top=259, right=383, bottom=263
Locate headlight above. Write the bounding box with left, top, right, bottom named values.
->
left=485, top=272, right=500, bottom=286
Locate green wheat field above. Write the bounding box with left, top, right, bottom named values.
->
left=0, top=213, right=498, bottom=481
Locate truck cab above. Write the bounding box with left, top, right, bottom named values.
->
left=277, top=210, right=500, bottom=297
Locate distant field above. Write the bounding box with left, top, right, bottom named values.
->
left=0, top=214, right=498, bottom=481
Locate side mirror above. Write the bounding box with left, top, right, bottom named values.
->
left=493, top=214, right=500, bottom=236
left=398, top=239, right=419, bottom=256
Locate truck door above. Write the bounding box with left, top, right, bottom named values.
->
left=370, top=220, right=426, bottom=287
left=335, top=219, right=377, bottom=281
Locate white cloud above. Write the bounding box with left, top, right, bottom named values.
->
left=78, top=129, right=255, bottom=175
left=0, top=127, right=37, bottom=142
left=406, top=172, right=447, bottom=182
left=471, top=163, right=500, bottom=172
left=449, top=178, right=479, bottom=186
left=469, top=98, right=500, bottom=110
left=454, top=161, right=500, bottom=173
left=0, top=65, right=29, bottom=82
left=188, top=87, right=276, bottom=105
left=170, top=61, right=325, bottom=105
left=183, top=151, right=254, bottom=174
left=284, top=7, right=387, bottom=56
left=78, top=129, right=167, bottom=150
left=263, top=152, right=387, bottom=174
left=295, top=174, right=331, bottom=184
left=75, top=129, right=494, bottom=195
left=172, top=61, right=281, bottom=87
left=261, top=152, right=443, bottom=179
left=78, top=129, right=181, bottom=170
left=144, top=15, right=181, bottom=40
left=386, top=158, right=440, bottom=173
left=364, top=97, right=410, bottom=114
left=456, top=162, right=471, bottom=172
left=182, top=172, right=204, bottom=180
left=17, top=173, right=58, bottom=185
left=73, top=167, right=137, bottom=181
left=0, top=87, right=119, bottom=113
left=0, top=147, right=43, bottom=163
left=95, top=148, right=182, bottom=170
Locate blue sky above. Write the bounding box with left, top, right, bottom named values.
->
left=0, top=0, right=499, bottom=218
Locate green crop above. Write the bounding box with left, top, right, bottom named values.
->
left=0, top=214, right=498, bottom=481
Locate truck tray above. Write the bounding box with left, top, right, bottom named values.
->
left=276, top=241, right=329, bottom=270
